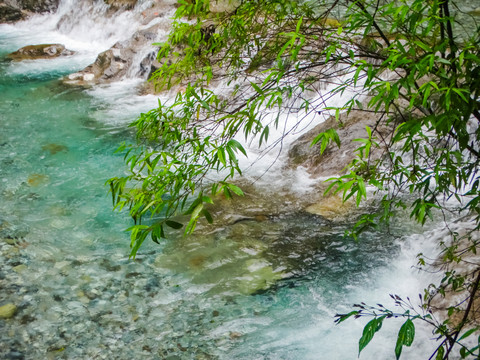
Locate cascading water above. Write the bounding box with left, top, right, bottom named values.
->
left=0, top=1, right=460, bottom=359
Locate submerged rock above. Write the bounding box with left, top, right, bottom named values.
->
left=12, top=264, right=27, bottom=273
left=305, top=193, right=356, bottom=221
left=27, top=174, right=49, bottom=187
left=41, top=143, right=68, bottom=155
left=0, top=303, right=17, bottom=319
left=237, top=259, right=284, bottom=294
left=5, top=351, right=25, bottom=360
left=154, top=221, right=287, bottom=295
left=6, top=44, right=75, bottom=61
left=99, top=258, right=121, bottom=272
left=0, top=219, right=29, bottom=239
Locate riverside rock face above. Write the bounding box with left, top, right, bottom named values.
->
left=6, top=44, right=75, bottom=61
left=287, top=109, right=392, bottom=177
left=16, top=0, right=59, bottom=12
left=0, top=3, right=23, bottom=22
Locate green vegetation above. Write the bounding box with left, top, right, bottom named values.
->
left=108, top=0, right=480, bottom=357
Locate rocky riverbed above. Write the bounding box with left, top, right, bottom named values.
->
left=0, top=206, right=402, bottom=359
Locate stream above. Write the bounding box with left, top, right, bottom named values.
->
left=0, top=1, right=462, bottom=359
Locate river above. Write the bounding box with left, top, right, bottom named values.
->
left=0, top=0, right=465, bottom=359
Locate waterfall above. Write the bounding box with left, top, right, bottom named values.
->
left=1, top=0, right=177, bottom=80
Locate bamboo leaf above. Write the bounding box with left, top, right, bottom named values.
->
left=165, top=220, right=183, bottom=229
left=227, top=183, right=244, bottom=196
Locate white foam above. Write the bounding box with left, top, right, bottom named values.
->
left=86, top=79, right=162, bottom=126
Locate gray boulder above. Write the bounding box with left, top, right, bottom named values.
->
left=64, top=26, right=160, bottom=85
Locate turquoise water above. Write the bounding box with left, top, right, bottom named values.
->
left=0, top=19, right=436, bottom=360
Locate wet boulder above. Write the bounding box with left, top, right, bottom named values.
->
left=64, top=26, right=160, bottom=86
left=6, top=44, right=75, bottom=61
left=65, top=46, right=128, bottom=85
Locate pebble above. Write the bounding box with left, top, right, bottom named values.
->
left=4, top=238, right=16, bottom=245
left=229, top=331, right=242, bottom=340
left=0, top=304, right=17, bottom=319
left=5, top=351, right=24, bottom=360
left=54, top=261, right=70, bottom=270
left=12, top=264, right=27, bottom=273
left=5, top=247, right=20, bottom=257
left=99, top=259, right=121, bottom=272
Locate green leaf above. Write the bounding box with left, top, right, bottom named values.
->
left=227, top=139, right=247, bottom=156
left=217, top=147, right=227, bottom=166
left=165, top=220, right=183, bottom=229
left=185, top=203, right=204, bottom=235
left=151, top=231, right=159, bottom=244
left=395, top=319, right=415, bottom=359
left=357, top=178, right=367, bottom=201
left=359, top=317, right=384, bottom=355
left=311, top=129, right=341, bottom=155
left=250, top=81, right=264, bottom=95
left=202, top=209, right=213, bottom=224
left=296, top=16, right=303, bottom=33
left=458, top=327, right=480, bottom=341
left=435, top=344, right=445, bottom=360
left=191, top=203, right=203, bottom=219
left=202, top=195, right=214, bottom=204
left=277, top=37, right=294, bottom=61
left=451, top=88, right=469, bottom=103
left=227, top=183, right=244, bottom=196
left=334, top=311, right=360, bottom=324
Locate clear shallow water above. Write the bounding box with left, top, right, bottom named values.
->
left=0, top=5, right=442, bottom=360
